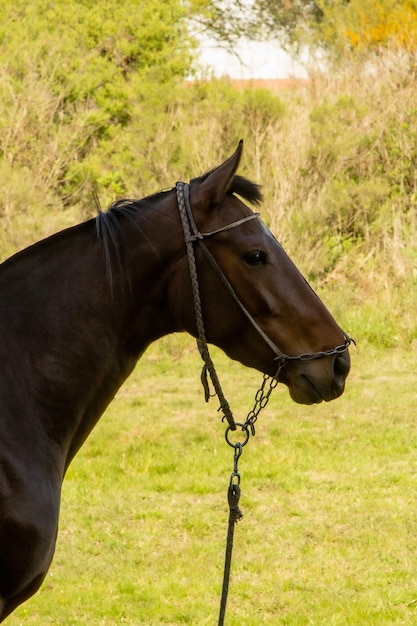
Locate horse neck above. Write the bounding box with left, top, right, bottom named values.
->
left=49, top=209, right=184, bottom=357
left=0, top=207, right=185, bottom=466
left=0, top=203, right=186, bottom=379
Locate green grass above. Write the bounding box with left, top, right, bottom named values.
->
left=6, top=337, right=417, bottom=625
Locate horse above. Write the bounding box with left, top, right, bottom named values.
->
left=0, top=141, right=351, bottom=621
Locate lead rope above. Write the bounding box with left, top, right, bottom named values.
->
left=218, top=373, right=279, bottom=626
left=218, top=441, right=243, bottom=626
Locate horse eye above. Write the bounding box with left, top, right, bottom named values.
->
left=244, top=250, right=268, bottom=266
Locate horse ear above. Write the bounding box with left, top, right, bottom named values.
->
left=191, top=140, right=243, bottom=209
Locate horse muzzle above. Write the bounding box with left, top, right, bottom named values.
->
left=280, top=350, right=351, bottom=405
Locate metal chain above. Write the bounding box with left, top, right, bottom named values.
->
left=285, top=339, right=355, bottom=362
left=243, top=373, right=279, bottom=436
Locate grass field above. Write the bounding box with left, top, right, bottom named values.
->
left=6, top=337, right=417, bottom=625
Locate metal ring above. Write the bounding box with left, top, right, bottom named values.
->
left=225, top=422, right=250, bottom=448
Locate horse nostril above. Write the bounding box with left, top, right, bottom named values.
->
left=334, top=353, right=350, bottom=380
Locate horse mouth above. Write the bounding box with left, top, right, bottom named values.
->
left=289, top=373, right=344, bottom=405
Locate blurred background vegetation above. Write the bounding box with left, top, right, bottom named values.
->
left=1, top=0, right=416, bottom=348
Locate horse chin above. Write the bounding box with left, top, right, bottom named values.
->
left=288, top=379, right=325, bottom=405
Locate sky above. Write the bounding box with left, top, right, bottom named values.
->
left=197, top=38, right=308, bottom=79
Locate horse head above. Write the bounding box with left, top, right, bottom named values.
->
left=173, top=141, right=351, bottom=404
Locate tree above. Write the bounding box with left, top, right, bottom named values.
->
left=188, top=0, right=323, bottom=49
left=0, top=0, right=194, bottom=127
left=327, top=0, right=417, bottom=55
left=0, top=0, right=196, bottom=220
left=191, top=0, right=417, bottom=63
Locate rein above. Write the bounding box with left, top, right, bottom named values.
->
left=175, top=181, right=354, bottom=625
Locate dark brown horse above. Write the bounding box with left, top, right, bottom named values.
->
left=0, top=142, right=351, bottom=621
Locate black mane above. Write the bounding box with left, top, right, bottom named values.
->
left=228, top=174, right=263, bottom=205
left=95, top=174, right=263, bottom=289
left=99, top=173, right=263, bottom=223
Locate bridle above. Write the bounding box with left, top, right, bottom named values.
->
left=176, top=180, right=354, bottom=625
left=175, top=181, right=354, bottom=431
